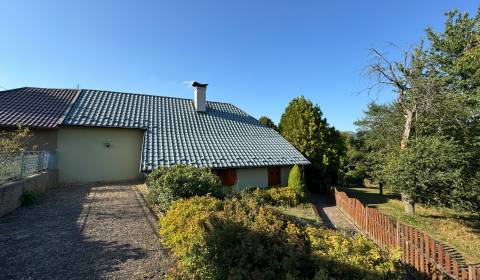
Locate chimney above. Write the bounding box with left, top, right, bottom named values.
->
left=192, top=81, right=208, bottom=112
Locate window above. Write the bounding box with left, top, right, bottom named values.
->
left=268, top=167, right=281, bottom=186
left=215, top=169, right=237, bottom=186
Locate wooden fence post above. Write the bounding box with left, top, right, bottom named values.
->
left=467, top=264, right=474, bottom=280
left=364, top=204, right=369, bottom=233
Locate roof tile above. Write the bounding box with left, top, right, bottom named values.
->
left=0, top=87, right=79, bottom=128
left=63, top=89, right=310, bottom=170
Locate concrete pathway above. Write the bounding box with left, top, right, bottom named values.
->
left=0, top=184, right=171, bottom=280
left=311, top=193, right=357, bottom=234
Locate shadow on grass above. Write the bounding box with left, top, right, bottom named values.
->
left=422, top=212, right=480, bottom=234
left=339, top=186, right=401, bottom=207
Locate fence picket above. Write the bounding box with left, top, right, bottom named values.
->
left=331, top=187, right=473, bottom=280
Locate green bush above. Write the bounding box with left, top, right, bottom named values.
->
left=288, top=165, right=307, bottom=201
left=249, top=186, right=302, bottom=207
left=146, top=165, right=222, bottom=212
left=20, top=189, right=39, bottom=206
left=306, top=226, right=401, bottom=280
left=159, top=195, right=223, bottom=262
left=146, top=166, right=168, bottom=184
left=160, top=196, right=400, bottom=279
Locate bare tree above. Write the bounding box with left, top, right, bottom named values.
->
left=367, top=45, right=435, bottom=215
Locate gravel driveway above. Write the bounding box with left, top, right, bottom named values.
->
left=0, top=184, right=171, bottom=280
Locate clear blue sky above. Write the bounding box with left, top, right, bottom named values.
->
left=0, top=1, right=478, bottom=131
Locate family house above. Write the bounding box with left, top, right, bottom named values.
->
left=0, top=82, right=309, bottom=188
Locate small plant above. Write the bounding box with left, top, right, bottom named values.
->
left=20, top=189, right=39, bottom=206
left=288, top=164, right=308, bottom=202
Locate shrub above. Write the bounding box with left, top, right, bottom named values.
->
left=20, top=189, right=39, bottom=206
left=159, top=195, right=223, bottom=262
left=147, top=165, right=222, bottom=212
left=266, top=187, right=300, bottom=207
left=161, top=196, right=314, bottom=279
left=306, top=226, right=400, bottom=279
left=248, top=186, right=301, bottom=207
left=288, top=165, right=307, bottom=202
left=160, top=196, right=400, bottom=279
left=146, top=166, right=168, bottom=184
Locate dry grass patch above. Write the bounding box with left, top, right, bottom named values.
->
left=273, top=203, right=324, bottom=227
left=339, top=186, right=480, bottom=264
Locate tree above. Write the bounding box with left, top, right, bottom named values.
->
left=354, top=103, right=404, bottom=193
left=383, top=136, right=465, bottom=208
left=0, top=125, right=32, bottom=154
left=356, top=9, right=480, bottom=214
left=279, top=97, right=327, bottom=163
left=0, top=125, right=33, bottom=172
left=279, top=96, right=346, bottom=190
left=258, top=116, right=278, bottom=131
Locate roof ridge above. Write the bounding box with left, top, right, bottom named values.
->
left=0, top=87, right=30, bottom=93
left=2, top=86, right=237, bottom=107
left=80, top=88, right=234, bottom=106
left=10, top=86, right=81, bottom=91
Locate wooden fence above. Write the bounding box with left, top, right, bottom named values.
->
left=331, top=187, right=480, bottom=280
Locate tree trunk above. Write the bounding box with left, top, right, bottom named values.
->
left=402, top=193, right=415, bottom=215
left=400, top=109, right=415, bottom=214
left=400, top=109, right=414, bottom=150
left=379, top=181, right=384, bottom=195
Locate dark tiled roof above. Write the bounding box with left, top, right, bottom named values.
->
left=0, top=87, right=79, bottom=128
left=63, top=89, right=310, bottom=170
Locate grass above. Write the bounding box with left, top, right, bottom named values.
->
left=338, top=185, right=480, bottom=264
left=273, top=203, right=324, bottom=227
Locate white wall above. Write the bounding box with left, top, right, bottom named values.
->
left=234, top=168, right=268, bottom=191
left=232, top=166, right=293, bottom=191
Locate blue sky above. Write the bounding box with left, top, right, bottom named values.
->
left=0, top=1, right=478, bottom=131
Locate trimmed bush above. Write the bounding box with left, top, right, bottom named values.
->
left=160, top=196, right=400, bottom=279
left=147, top=165, right=222, bottom=212
left=249, top=186, right=302, bottom=207
left=288, top=165, right=307, bottom=202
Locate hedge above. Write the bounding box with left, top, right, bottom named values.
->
left=160, top=196, right=401, bottom=280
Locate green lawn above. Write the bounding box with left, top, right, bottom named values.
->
left=273, top=203, right=324, bottom=227
left=338, top=186, right=480, bottom=264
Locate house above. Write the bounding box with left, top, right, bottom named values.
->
left=0, top=87, right=79, bottom=152
left=0, top=82, right=310, bottom=188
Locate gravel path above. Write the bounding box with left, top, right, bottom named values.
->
left=0, top=184, right=171, bottom=280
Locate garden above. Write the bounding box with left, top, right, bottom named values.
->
left=145, top=164, right=403, bottom=279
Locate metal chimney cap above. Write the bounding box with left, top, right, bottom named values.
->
left=192, top=81, right=208, bottom=88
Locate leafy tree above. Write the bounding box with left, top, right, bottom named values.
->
left=0, top=125, right=33, bottom=167
left=340, top=132, right=370, bottom=187
left=383, top=136, right=466, bottom=210
left=279, top=97, right=326, bottom=162
left=354, top=9, right=480, bottom=213
left=258, top=116, right=278, bottom=131
left=0, top=125, right=32, bottom=154
left=279, top=96, right=346, bottom=190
